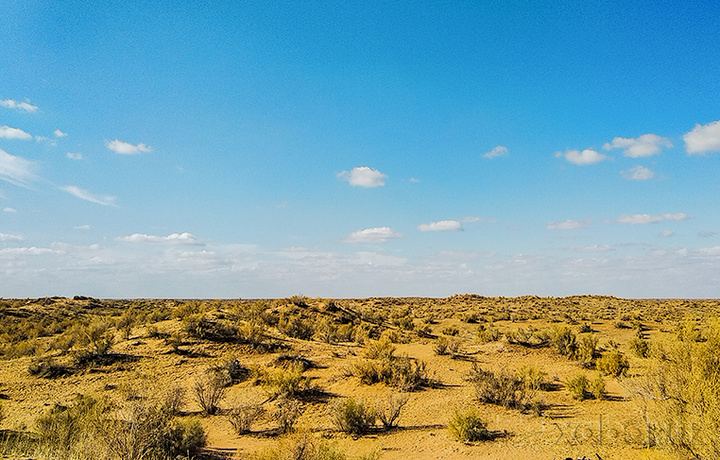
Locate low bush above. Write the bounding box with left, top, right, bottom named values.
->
left=628, top=336, right=650, bottom=358
left=229, top=403, right=266, bottom=434
left=377, top=394, right=409, bottom=430
left=552, top=326, right=578, bottom=359
left=253, top=431, right=346, bottom=460
left=193, top=374, right=227, bottom=415
left=566, top=373, right=589, bottom=400
left=260, top=363, right=312, bottom=399
left=330, top=398, right=377, bottom=435
left=476, top=324, right=501, bottom=343
left=596, top=350, right=630, bottom=377
left=447, top=408, right=491, bottom=442
left=273, top=397, right=303, bottom=433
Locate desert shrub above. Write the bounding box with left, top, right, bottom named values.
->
left=229, top=403, right=266, bottom=434
left=577, top=334, right=599, bottom=365
left=447, top=408, right=490, bottom=442
left=351, top=355, right=427, bottom=392
left=516, top=365, right=548, bottom=392
left=278, top=314, right=315, bottom=340
left=628, top=336, right=650, bottom=358
left=591, top=374, right=606, bottom=400
left=596, top=350, right=630, bottom=377
left=238, top=321, right=267, bottom=346
left=363, top=338, right=396, bottom=360
left=552, top=326, right=578, bottom=359
left=314, top=317, right=338, bottom=343
left=566, top=373, right=589, bottom=400
left=577, top=323, right=593, bottom=333
left=116, top=309, right=136, bottom=340
left=335, top=323, right=354, bottom=342
left=377, top=394, right=409, bottom=430
left=434, top=336, right=450, bottom=355
left=274, top=397, right=303, bottom=433
left=634, top=320, right=720, bottom=458
left=27, top=357, right=70, bottom=378
left=330, top=398, right=377, bottom=435
left=193, top=374, right=227, bottom=415
left=260, top=363, right=313, bottom=399
left=184, top=315, right=239, bottom=342
left=476, top=324, right=501, bottom=343
left=441, top=325, right=459, bottom=336
left=160, top=384, right=186, bottom=415
left=254, top=431, right=346, bottom=460
left=676, top=320, right=703, bottom=342
left=104, top=403, right=206, bottom=460
left=614, top=320, right=631, bottom=329
left=468, top=363, right=539, bottom=411
left=172, top=300, right=205, bottom=321
left=207, top=357, right=250, bottom=387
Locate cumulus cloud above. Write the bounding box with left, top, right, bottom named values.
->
left=547, top=219, right=590, bottom=230
left=603, top=134, right=672, bottom=157
left=555, top=149, right=609, bottom=165
left=59, top=185, right=116, bottom=206
left=54, top=129, right=67, bottom=138
left=106, top=139, right=152, bottom=155
left=617, top=213, right=689, bottom=225
left=418, top=220, right=464, bottom=231
left=0, top=233, right=23, bottom=242
left=483, top=145, right=509, bottom=159
left=0, top=99, right=38, bottom=113
left=620, top=165, right=655, bottom=181
left=0, top=148, right=37, bottom=187
left=343, top=226, right=402, bottom=243
left=116, top=232, right=202, bottom=245
left=0, top=125, right=32, bottom=140
left=337, top=166, right=387, bottom=187
left=684, top=120, right=720, bottom=154
left=660, top=229, right=676, bottom=237
left=66, top=152, right=83, bottom=160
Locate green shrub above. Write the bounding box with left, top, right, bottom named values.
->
left=260, top=363, right=312, bottom=399
left=330, top=398, right=376, bottom=435
left=591, top=374, right=605, bottom=400
left=577, top=334, right=598, bottom=365
left=566, top=373, right=589, bottom=400
left=364, top=338, right=396, bottom=360
left=552, top=326, right=578, bottom=359
left=447, top=408, right=490, bottom=442
left=596, top=350, right=630, bottom=377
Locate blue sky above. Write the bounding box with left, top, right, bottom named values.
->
left=2, top=1, right=720, bottom=298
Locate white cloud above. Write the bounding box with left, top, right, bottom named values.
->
left=66, top=152, right=83, bottom=160
left=59, top=185, right=116, bottom=206
left=617, top=213, right=689, bottom=225
left=343, top=226, right=402, bottom=243
left=74, top=225, right=91, bottom=230
left=0, top=247, right=60, bottom=256
left=699, top=230, right=717, bottom=238
left=418, top=220, right=464, bottom=231
left=106, top=139, right=152, bottom=155
left=356, top=251, right=406, bottom=266
left=0, top=148, right=37, bottom=187
left=547, top=219, right=590, bottom=230
left=0, top=125, right=32, bottom=140
left=409, top=177, right=420, bottom=183
left=0, top=99, right=38, bottom=113
left=116, top=232, right=202, bottom=245
left=603, top=134, right=672, bottom=157
left=483, top=145, right=509, bottom=159
left=337, top=166, right=387, bottom=187
left=660, top=229, right=676, bottom=237
left=0, top=233, right=23, bottom=242
left=555, top=149, right=609, bottom=165
left=620, top=165, right=655, bottom=181
left=3, top=207, right=16, bottom=213
left=567, top=244, right=612, bottom=252
left=54, top=129, right=68, bottom=138
left=684, top=120, right=720, bottom=154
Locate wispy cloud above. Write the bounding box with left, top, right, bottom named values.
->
left=0, top=99, right=38, bottom=113
left=603, top=134, right=672, bottom=157
left=54, top=129, right=68, bottom=138
left=684, top=120, right=720, bottom=154
left=337, top=166, right=387, bottom=187
left=0, top=148, right=37, bottom=187
left=547, top=219, right=590, bottom=229
left=66, top=152, right=83, bottom=160
left=555, top=149, right=609, bottom=165
left=0, top=126, right=32, bottom=140
left=418, top=220, right=463, bottom=231
left=3, top=207, right=16, bottom=213
left=617, top=213, right=689, bottom=225
left=106, top=139, right=152, bottom=155
left=483, top=145, right=509, bottom=159
left=343, top=226, right=402, bottom=243
left=0, top=233, right=23, bottom=242
left=59, top=185, right=116, bottom=206
left=116, top=232, right=202, bottom=245
left=620, top=165, right=655, bottom=181
left=660, top=229, right=676, bottom=237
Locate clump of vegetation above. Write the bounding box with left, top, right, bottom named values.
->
left=377, top=394, right=409, bottom=430
left=596, top=350, right=630, bottom=377
left=193, top=373, right=227, bottom=415
left=329, top=398, right=377, bottom=435
left=566, top=372, right=605, bottom=400
left=229, top=402, right=266, bottom=435
left=628, top=336, right=650, bottom=358
left=253, top=431, right=346, bottom=460
left=259, top=363, right=313, bottom=400
left=551, top=326, right=578, bottom=359
left=476, top=324, right=501, bottom=343
left=447, top=408, right=491, bottom=442
left=467, top=363, right=543, bottom=412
